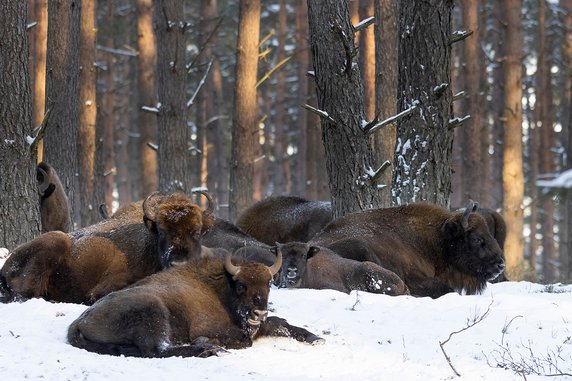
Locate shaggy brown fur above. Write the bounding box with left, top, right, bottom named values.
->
left=36, top=162, right=72, bottom=233
left=274, top=242, right=409, bottom=296
left=236, top=196, right=332, bottom=245
left=310, top=201, right=505, bottom=298
left=0, top=192, right=215, bottom=304
left=67, top=253, right=324, bottom=358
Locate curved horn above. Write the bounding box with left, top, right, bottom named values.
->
left=268, top=248, right=283, bottom=276
left=98, top=203, right=110, bottom=219
left=192, top=189, right=214, bottom=215
left=142, top=191, right=161, bottom=222
left=461, top=199, right=475, bottom=230
left=36, top=166, right=50, bottom=196
left=224, top=253, right=240, bottom=276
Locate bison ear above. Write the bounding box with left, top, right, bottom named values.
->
left=143, top=215, right=158, bottom=233
left=307, top=246, right=320, bottom=259
left=442, top=218, right=463, bottom=239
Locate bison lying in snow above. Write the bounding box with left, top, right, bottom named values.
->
left=67, top=252, right=324, bottom=358
left=0, top=191, right=214, bottom=304
left=236, top=196, right=332, bottom=245
left=36, top=161, right=72, bottom=233
left=274, top=242, right=409, bottom=296
left=310, top=200, right=505, bottom=298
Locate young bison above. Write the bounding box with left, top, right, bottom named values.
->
left=236, top=196, right=332, bottom=245
left=67, top=252, right=324, bottom=358
left=310, top=200, right=505, bottom=298
left=274, top=242, right=409, bottom=296
left=36, top=162, right=72, bottom=233
left=0, top=191, right=214, bottom=304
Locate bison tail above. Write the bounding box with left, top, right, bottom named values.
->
left=67, top=322, right=143, bottom=357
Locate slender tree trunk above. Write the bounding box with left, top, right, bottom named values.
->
left=392, top=0, right=454, bottom=207
left=450, top=4, right=464, bottom=208
left=491, top=0, right=505, bottom=210
left=296, top=0, right=311, bottom=199
left=359, top=0, right=375, bottom=122
left=229, top=0, right=261, bottom=221
left=32, top=0, right=48, bottom=163
left=528, top=87, right=539, bottom=282
left=137, top=0, right=158, bottom=197
left=78, top=0, right=97, bottom=227
left=44, top=0, right=82, bottom=228
left=0, top=1, right=41, bottom=249
left=154, top=0, right=192, bottom=193
left=308, top=0, right=383, bottom=218
left=502, top=0, right=525, bottom=281
left=374, top=0, right=398, bottom=207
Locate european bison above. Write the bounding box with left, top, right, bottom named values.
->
left=236, top=196, right=332, bottom=245
left=67, top=252, right=324, bottom=358
left=203, top=218, right=272, bottom=252
left=0, top=191, right=214, bottom=304
left=274, top=242, right=409, bottom=296
left=310, top=200, right=505, bottom=298
left=36, top=161, right=72, bottom=233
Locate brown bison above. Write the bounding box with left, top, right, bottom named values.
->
left=236, top=196, right=332, bottom=245
left=274, top=242, right=409, bottom=296
left=36, top=161, right=72, bottom=233
left=67, top=252, right=324, bottom=358
left=0, top=191, right=214, bottom=304
left=310, top=200, right=505, bottom=298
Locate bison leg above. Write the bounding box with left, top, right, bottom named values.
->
left=257, top=316, right=324, bottom=345
left=354, top=262, right=410, bottom=296
left=159, top=338, right=228, bottom=358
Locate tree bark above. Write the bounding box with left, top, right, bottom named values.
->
left=32, top=0, right=48, bottom=162
left=0, top=1, right=41, bottom=249
left=229, top=0, right=261, bottom=221
left=392, top=0, right=454, bottom=207
left=501, top=0, right=525, bottom=281
left=154, top=0, right=192, bottom=193
left=308, top=0, right=383, bottom=218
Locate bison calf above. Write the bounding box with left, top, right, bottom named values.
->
left=67, top=252, right=324, bottom=358
left=311, top=200, right=505, bottom=298
left=236, top=196, right=332, bottom=245
left=274, top=242, right=409, bottom=296
left=37, top=162, right=72, bottom=233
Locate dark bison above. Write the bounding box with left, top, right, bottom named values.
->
left=236, top=196, right=332, bottom=245
left=310, top=200, right=505, bottom=298
left=67, top=252, right=324, bottom=358
left=0, top=191, right=214, bottom=304
left=36, top=161, right=72, bottom=233
left=274, top=242, right=409, bottom=296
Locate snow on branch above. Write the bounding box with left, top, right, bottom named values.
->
left=147, top=142, right=158, bottom=151
left=187, top=58, right=213, bottom=108
left=448, top=115, right=471, bottom=129
left=302, top=104, right=336, bottom=123
left=358, top=161, right=391, bottom=187
left=96, top=44, right=138, bottom=57
left=353, top=16, right=375, bottom=33
left=363, top=101, right=419, bottom=135
left=449, top=29, right=474, bottom=45
left=453, top=91, right=466, bottom=102
left=536, top=169, right=572, bottom=190
left=141, top=103, right=161, bottom=114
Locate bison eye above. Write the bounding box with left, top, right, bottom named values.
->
left=470, top=236, right=483, bottom=247
left=235, top=283, right=246, bottom=295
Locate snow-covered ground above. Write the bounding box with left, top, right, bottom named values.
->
left=0, top=252, right=571, bottom=381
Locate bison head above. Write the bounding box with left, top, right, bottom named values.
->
left=274, top=242, right=320, bottom=289
left=442, top=200, right=505, bottom=285
left=224, top=251, right=282, bottom=337
left=143, top=191, right=215, bottom=268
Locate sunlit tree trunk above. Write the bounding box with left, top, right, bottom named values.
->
left=502, top=0, right=525, bottom=281
left=0, top=1, right=41, bottom=249
left=374, top=0, right=398, bottom=207
left=32, top=0, right=48, bottom=163
left=229, top=0, right=261, bottom=221
left=359, top=0, right=375, bottom=122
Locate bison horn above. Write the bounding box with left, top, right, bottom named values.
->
left=192, top=189, right=214, bottom=215
left=268, top=249, right=283, bottom=276
left=36, top=166, right=50, bottom=196
left=142, top=191, right=161, bottom=222
left=224, top=253, right=240, bottom=276
left=461, top=199, right=476, bottom=230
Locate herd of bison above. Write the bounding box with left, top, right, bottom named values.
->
left=0, top=162, right=506, bottom=358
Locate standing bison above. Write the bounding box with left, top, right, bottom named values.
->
left=236, top=196, right=332, bottom=245
left=274, top=242, right=409, bottom=296
left=0, top=191, right=214, bottom=304
left=67, top=252, right=324, bottom=357
left=311, top=200, right=505, bottom=298
left=36, top=161, right=72, bottom=233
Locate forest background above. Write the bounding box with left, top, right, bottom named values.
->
left=0, top=0, right=571, bottom=286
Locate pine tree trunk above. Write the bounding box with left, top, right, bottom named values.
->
left=229, top=0, right=261, bottom=221
left=392, top=0, right=454, bottom=207
left=359, top=0, right=375, bottom=122
left=32, top=0, right=48, bottom=162
left=0, top=1, right=41, bottom=249
left=308, top=0, right=383, bottom=218
left=502, top=0, right=525, bottom=281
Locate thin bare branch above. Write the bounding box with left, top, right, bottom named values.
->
left=256, top=55, right=292, bottom=88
